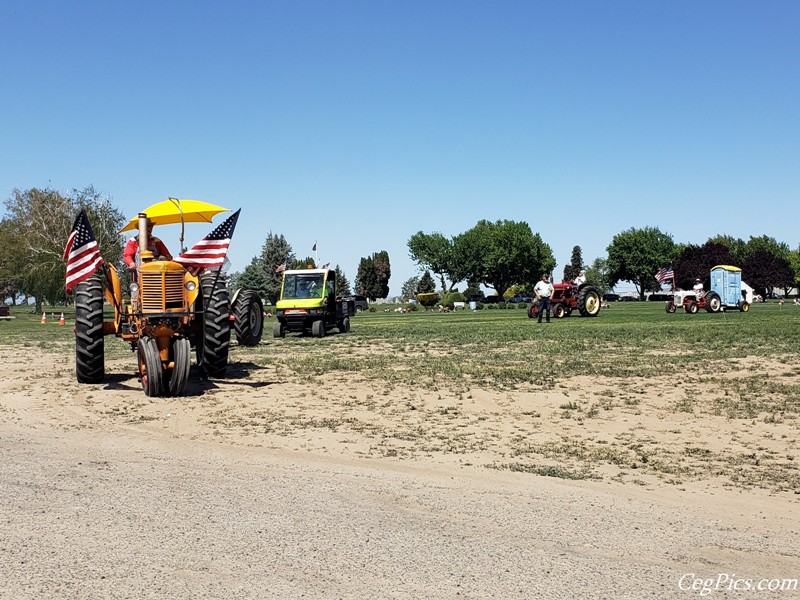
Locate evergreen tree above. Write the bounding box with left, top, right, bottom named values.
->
left=259, top=232, right=295, bottom=305
left=335, top=265, right=351, bottom=296
left=563, top=245, right=583, bottom=282
left=417, top=270, right=436, bottom=293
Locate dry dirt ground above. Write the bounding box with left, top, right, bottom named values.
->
left=1, top=344, right=798, bottom=599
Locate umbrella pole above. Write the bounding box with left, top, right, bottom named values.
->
left=169, top=197, right=187, bottom=253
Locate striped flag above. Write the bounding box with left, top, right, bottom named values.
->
left=312, top=241, right=317, bottom=252
left=174, top=209, right=240, bottom=275
left=64, top=210, right=105, bottom=293
left=655, top=266, right=674, bottom=283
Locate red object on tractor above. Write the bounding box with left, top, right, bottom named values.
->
left=528, top=282, right=602, bottom=319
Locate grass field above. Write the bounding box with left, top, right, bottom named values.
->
left=2, top=300, right=798, bottom=491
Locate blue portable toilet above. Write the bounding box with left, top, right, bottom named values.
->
left=710, top=265, right=743, bottom=307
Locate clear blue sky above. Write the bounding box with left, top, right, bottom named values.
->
left=2, top=1, right=798, bottom=296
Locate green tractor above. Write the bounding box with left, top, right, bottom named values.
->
left=273, top=268, right=352, bottom=338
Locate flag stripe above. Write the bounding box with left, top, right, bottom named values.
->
left=173, top=209, right=239, bottom=273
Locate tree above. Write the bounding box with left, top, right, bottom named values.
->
left=606, top=226, right=675, bottom=300
left=563, top=245, right=584, bottom=282
left=452, top=219, right=555, bottom=296
left=416, top=271, right=436, bottom=294
left=708, top=234, right=747, bottom=265
left=584, top=257, right=610, bottom=296
left=3, top=186, right=124, bottom=310
left=334, top=265, right=351, bottom=296
left=400, top=276, right=420, bottom=300
left=407, top=231, right=456, bottom=291
left=743, top=250, right=794, bottom=298
left=355, top=251, right=391, bottom=301
left=788, top=245, right=800, bottom=295
left=229, top=256, right=269, bottom=299
left=673, top=242, right=735, bottom=290
left=258, top=232, right=295, bottom=305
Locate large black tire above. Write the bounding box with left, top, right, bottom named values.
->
left=137, top=337, right=163, bottom=397
left=705, top=291, right=721, bottom=313
left=552, top=303, right=566, bottom=319
left=233, top=290, right=264, bottom=346
left=577, top=286, right=601, bottom=317
left=685, top=300, right=698, bottom=314
left=197, top=269, right=230, bottom=378
left=167, top=337, right=191, bottom=396
left=75, top=274, right=105, bottom=383
left=272, top=321, right=285, bottom=338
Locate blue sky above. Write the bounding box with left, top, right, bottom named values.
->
left=2, top=1, right=798, bottom=296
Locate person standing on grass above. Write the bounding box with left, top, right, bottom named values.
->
left=534, top=273, right=554, bottom=323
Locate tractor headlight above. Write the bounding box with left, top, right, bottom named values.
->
left=185, top=281, right=197, bottom=291
left=130, top=283, right=139, bottom=294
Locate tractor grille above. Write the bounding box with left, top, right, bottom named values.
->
left=140, top=271, right=185, bottom=312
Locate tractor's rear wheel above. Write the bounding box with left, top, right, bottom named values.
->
left=312, top=319, right=325, bottom=338
left=167, top=336, right=191, bottom=396
left=233, top=290, right=264, bottom=346
left=197, top=269, right=230, bottom=378
left=577, top=286, right=601, bottom=317
left=705, top=292, right=721, bottom=313
left=137, top=337, right=163, bottom=397
left=75, top=274, right=105, bottom=384
left=685, top=300, right=698, bottom=314
left=552, top=303, right=566, bottom=319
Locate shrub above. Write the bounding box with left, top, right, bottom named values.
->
left=416, top=292, right=440, bottom=310
left=440, top=291, right=466, bottom=309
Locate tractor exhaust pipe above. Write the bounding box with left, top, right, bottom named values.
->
left=137, top=213, right=154, bottom=262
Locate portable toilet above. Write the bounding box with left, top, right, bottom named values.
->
left=710, top=265, right=743, bottom=307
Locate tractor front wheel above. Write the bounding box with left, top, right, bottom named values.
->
left=75, top=274, right=105, bottom=384
left=552, top=303, right=566, bottom=319
left=528, top=304, right=538, bottom=319
left=666, top=300, right=676, bottom=313
left=197, top=269, right=231, bottom=378
left=685, top=300, right=698, bottom=314
left=577, top=286, right=601, bottom=317
left=233, top=290, right=264, bottom=346
left=137, top=337, right=163, bottom=397
left=167, top=336, right=191, bottom=396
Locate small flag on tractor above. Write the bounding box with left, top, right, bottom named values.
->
left=174, top=209, right=241, bottom=275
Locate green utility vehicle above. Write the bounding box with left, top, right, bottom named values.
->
left=273, top=268, right=352, bottom=338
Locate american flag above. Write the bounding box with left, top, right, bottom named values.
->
left=312, top=242, right=317, bottom=252
left=64, top=209, right=105, bottom=293
left=655, top=266, right=674, bottom=283
left=174, top=209, right=240, bottom=275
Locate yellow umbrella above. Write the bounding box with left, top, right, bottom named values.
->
left=120, top=198, right=231, bottom=252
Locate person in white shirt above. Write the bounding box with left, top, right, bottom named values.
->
left=534, top=274, right=554, bottom=323
left=573, top=270, right=586, bottom=286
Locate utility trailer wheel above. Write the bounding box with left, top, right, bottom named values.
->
left=739, top=302, right=750, bottom=312
left=75, top=274, right=105, bottom=383
left=137, top=337, right=163, bottom=397
left=234, top=290, right=264, bottom=346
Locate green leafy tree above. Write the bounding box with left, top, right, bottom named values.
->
left=584, top=257, right=610, bottom=296
left=787, top=245, right=800, bottom=294
left=407, top=231, right=455, bottom=291
left=416, top=270, right=436, bottom=294
left=563, top=245, right=584, bottom=282
left=452, top=219, right=554, bottom=297
left=401, top=276, right=420, bottom=300
left=606, top=226, right=675, bottom=300
left=334, top=265, right=351, bottom=296
left=3, top=186, right=124, bottom=310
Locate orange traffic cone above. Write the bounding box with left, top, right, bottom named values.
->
left=41, top=311, right=47, bottom=324
left=59, top=313, right=65, bottom=326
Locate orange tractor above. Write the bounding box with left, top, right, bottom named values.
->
left=74, top=205, right=262, bottom=396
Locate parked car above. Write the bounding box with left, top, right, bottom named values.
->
left=483, top=295, right=501, bottom=304
left=506, top=294, right=532, bottom=304
left=602, top=293, right=620, bottom=302
left=343, top=295, right=369, bottom=312
left=468, top=294, right=486, bottom=303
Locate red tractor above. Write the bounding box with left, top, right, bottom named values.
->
left=528, top=282, right=602, bottom=319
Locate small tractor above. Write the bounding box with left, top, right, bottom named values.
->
left=666, top=265, right=751, bottom=314
left=528, top=281, right=602, bottom=319
left=272, top=268, right=352, bottom=338
left=74, top=212, right=263, bottom=397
